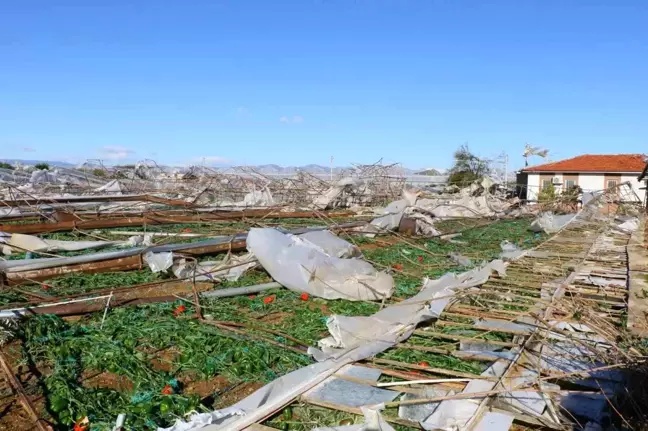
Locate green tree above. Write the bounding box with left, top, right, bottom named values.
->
left=34, top=163, right=50, bottom=170
left=538, top=183, right=556, bottom=203
left=0, top=162, right=15, bottom=170
left=448, top=144, right=490, bottom=186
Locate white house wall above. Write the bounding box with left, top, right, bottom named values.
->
left=525, top=173, right=644, bottom=203
left=527, top=173, right=541, bottom=201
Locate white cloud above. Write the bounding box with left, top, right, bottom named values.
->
left=99, top=146, right=136, bottom=160
left=192, top=156, right=231, bottom=165
left=23, top=147, right=36, bottom=152
left=279, top=115, right=304, bottom=124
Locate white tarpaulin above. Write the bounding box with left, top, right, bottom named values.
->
left=313, top=260, right=507, bottom=358
left=247, top=228, right=393, bottom=301
left=298, top=230, right=362, bottom=258
left=172, top=253, right=258, bottom=282
left=1, top=232, right=123, bottom=254
left=367, top=189, right=419, bottom=234
left=530, top=212, right=575, bottom=234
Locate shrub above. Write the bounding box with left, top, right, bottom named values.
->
left=34, top=163, right=50, bottom=170
left=0, top=162, right=15, bottom=170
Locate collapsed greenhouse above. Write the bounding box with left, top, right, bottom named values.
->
left=0, top=162, right=647, bottom=431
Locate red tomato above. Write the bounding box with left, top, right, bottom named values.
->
left=392, top=264, right=403, bottom=271
left=300, top=293, right=310, bottom=301
left=263, top=295, right=276, bottom=305
left=161, top=384, right=173, bottom=395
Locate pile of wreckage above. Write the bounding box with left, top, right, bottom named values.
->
left=0, top=163, right=646, bottom=431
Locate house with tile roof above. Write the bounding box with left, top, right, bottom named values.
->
left=517, top=154, right=647, bottom=203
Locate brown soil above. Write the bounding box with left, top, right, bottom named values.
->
left=178, top=372, right=230, bottom=398
left=258, top=311, right=291, bottom=325
left=213, top=381, right=264, bottom=409
left=149, top=347, right=181, bottom=372
left=81, top=369, right=135, bottom=392
left=307, top=302, right=331, bottom=316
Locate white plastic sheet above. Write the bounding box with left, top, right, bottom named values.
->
left=367, top=190, right=419, bottom=234
left=3, top=233, right=123, bottom=253
left=144, top=251, right=174, bottom=273
left=247, top=228, right=393, bottom=301
left=530, top=212, right=575, bottom=234
left=172, top=253, right=258, bottom=282
left=298, top=230, right=362, bottom=258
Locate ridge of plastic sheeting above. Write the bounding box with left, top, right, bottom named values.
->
left=4, top=232, right=124, bottom=253
left=298, top=230, right=362, bottom=258
left=159, top=260, right=506, bottom=431
left=247, top=228, right=393, bottom=301
left=530, top=212, right=576, bottom=234
left=315, top=260, right=507, bottom=354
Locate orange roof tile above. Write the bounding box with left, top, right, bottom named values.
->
left=522, top=154, right=647, bottom=173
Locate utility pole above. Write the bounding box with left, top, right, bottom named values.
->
left=330, top=156, right=334, bottom=181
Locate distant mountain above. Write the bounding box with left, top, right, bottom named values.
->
left=415, top=168, right=442, bottom=175
left=0, top=159, right=444, bottom=176
left=0, top=159, right=75, bottom=167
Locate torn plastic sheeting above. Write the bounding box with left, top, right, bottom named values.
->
left=366, top=190, right=419, bottom=234
left=315, top=260, right=507, bottom=356
left=500, top=240, right=525, bottom=261
left=473, top=318, right=534, bottom=335
left=583, top=275, right=625, bottom=288
left=617, top=217, right=639, bottom=233
left=398, top=388, right=454, bottom=423
left=496, top=364, right=545, bottom=417
left=144, top=251, right=174, bottom=273
left=161, top=261, right=506, bottom=431
left=304, top=365, right=399, bottom=408
left=246, top=228, right=393, bottom=301
left=448, top=252, right=471, bottom=267
left=404, top=210, right=441, bottom=237
left=530, top=212, right=576, bottom=234
left=172, top=253, right=258, bottom=282
left=312, top=177, right=363, bottom=210
left=94, top=179, right=123, bottom=194
left=298, top=230, right=362, bottom=258
left=4, top=232, right=124, bottom=253
left=238, top=187, right=275, bottom=207
left=0, top=233, right=248, bottom=273
left=311, top=405, right=396, bottom=431
left=472, top=411, right=514, bottom=431
left=452, top=350, right=516, bottom=361
left=421, top=348, right=546, bottom=430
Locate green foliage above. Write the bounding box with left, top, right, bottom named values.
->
left=538, top=183, right=556, bottom=202
left=18, top=304, right=310, bottom=429
left=448, top=144, right=490, bottom=187
left=92, top=168, right=107, bottom=177
left=34, top=162, right=50, bottom=170
left=0, top=161, right=15, bottom=170
left=561, top=185, right=582, bottom=203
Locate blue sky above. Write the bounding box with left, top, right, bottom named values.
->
left=1, top=1, right=647, bottom=170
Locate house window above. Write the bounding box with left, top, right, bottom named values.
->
left=542, top=179, right=552, bottom=190
left=564, top=179, right=576, bottom=190
left=607, top=179, right=618, bottom=189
